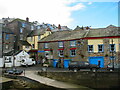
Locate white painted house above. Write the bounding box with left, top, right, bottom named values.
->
left=4, top=50, right=30, bottom=67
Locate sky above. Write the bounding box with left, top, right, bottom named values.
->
left=0, top=0, right=119, bottom=29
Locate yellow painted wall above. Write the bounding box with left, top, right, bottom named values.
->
left=88, top=38, right=120, bottom=52
left=88, top=39, right=103, bottom=52
left=27, top=31, right=52, bottom=50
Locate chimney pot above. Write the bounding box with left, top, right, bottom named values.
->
left=26, top=17, right=29, bottom=22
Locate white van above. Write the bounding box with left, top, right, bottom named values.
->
left=21, top=58, right=36, bottom=66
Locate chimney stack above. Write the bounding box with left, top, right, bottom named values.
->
left=26, top=17, right=29, bottom=22
left=58, top=24, right=61, bottom=30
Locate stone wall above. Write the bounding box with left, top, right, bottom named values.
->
left=38, top=71, right=120, bottom=89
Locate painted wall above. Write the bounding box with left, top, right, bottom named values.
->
left=27, top=31, right=52, bottom=50
left=88, top=38, right=119, bottom=53
left=88, top=39, right=103, bottom=53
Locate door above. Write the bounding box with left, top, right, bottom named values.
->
left=89, top=57, right=104, bottom=68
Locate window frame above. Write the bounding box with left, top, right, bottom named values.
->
left=88, top=45, right=93, bottom=53
left=110, top=44, right=116, bottom=52
left=98, top=44, right=104, bottom=52
left=20, top=28, right=23, bottom=33
left=70, top=40, right=76, bottom=47
left=58, top=42, right=64, bottom=48
left=5, top=34, right=9, bottom=40
left=58, top=50, right=64, bottom=57
left=70, top=49, right=76, bottom=57
left=44, top=43, right=49, bottom=48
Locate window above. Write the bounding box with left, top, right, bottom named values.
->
left=5, top=45, right=9, bottom=49
left=70, top=41, right=76, bottom=46
left=38, top=35, right=40, bottom=40
left=20, top=28, right=23, bottom=33
left=5, top=34, right=9, bottom=40
left=58, top=50, right=64, bottom=57
left=32, top=44, right=35, bottom=49
left=88, top=45, right=93, bottom=52
left=22, top=23, right=26, bottom=27
left=98, top=44, right=104, bottom=52
left=31, top=25, right=34, bottom=30
left=110, top=44, right=115, bottom=52
left=110, top=56, right=116, bottom=61
left=70, top=49, right=76, bottom=56
left=44, top=43, right=48, bottom=48
left=58, top=42, right=64, bottom=47
left=25, top=46, right=29, bottom=49
left=20, top=34, right=23, bottom=40
left=37, top=26, right=40, bottom=29
left=31, top=37, right=33, bottom=42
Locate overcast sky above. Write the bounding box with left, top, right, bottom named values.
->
left=0, top=0, right=119, bottom=29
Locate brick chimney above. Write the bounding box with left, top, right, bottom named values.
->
left=26, top=17, right=29, bottom=22
left=58, top=24, right=61, bottom=30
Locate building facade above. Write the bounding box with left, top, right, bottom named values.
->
left=38, top=29, right=88, bottom=68
left=38, top=25, right=120, bottom=68
left=0, top=23, right=3, bottom=67
left=6, top=18, right=34, bottom=51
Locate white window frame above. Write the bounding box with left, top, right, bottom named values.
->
left=70, top=41, right=76, bottom=46
left=58, top=42, right=64, bottom=47
left=44, top=43, right=48, bottom=48
left=70, top=49, right=76, bottom=56
left=88, top=45, right=93, bottom=52
left=58, top=50, right=64, bottom=57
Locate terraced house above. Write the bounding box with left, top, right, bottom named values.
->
left=6, top=17, right=34, bottom=51
left=38, top=28, right=89, bottom=68
left=86, top=25, right=120, bottom=68
left=38, top=25, right=120, bottom=68
left=27, top=28, right=52, bottom=61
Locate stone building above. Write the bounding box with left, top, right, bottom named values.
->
left=38, top=25, right=120, bottom=68
left=38, top=29, right=88, bottom=68
left=0, top=23, right=3, bottom=67
left=86, top=25, right=120, bottom=67
left=6, top=18, right=34, bottom=51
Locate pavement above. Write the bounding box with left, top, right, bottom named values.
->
left=21, top=70, right=92, bottom=90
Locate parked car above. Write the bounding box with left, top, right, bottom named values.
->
left=21, top=58, right=36, bottom=67
left=5, top=68, right=23, bottom=75
left=107, top=63, right=120, bottom=71
left=68, top=61, right=100, bottom=72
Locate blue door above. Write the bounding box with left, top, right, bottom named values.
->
left=64, top=59, right=71, bottom=68
left=89, top=57, right=104, bottom=68
left=53, top=59, right=58, bottom=68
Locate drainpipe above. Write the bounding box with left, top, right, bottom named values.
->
left=111, top=39, right=114, bottom=71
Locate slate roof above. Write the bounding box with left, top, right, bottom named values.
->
left=2, top=27, right=14, bottom=34
left=39, top=30, right=87, bottom=42
left=87, top=27, right=120, bottom=37
left=39, top=25, right=120, bottom=42
left=27, top=29, right=46, bottom=37
left=3, top=50, right=14, bottom=56
left=19, top=40, right=31, bottom=46
left=3, top=50, right=25, bottom=56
